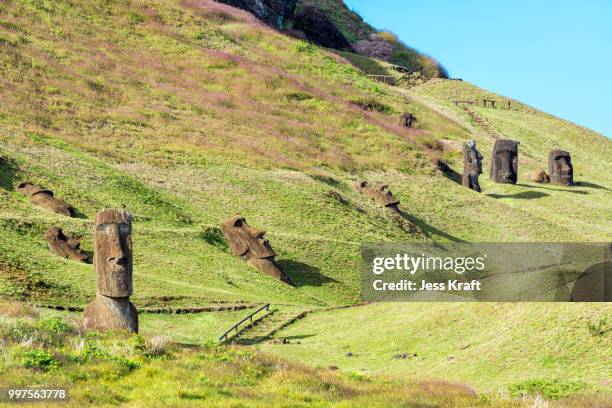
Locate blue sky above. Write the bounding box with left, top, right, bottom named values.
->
left=344, top=0, right=612, bottom=137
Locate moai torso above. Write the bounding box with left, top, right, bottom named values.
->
left=220, top=215, right=293, bottom=286
left=548, top=150, right=573, bottom=186
left=490, top=139, right=518, bottom=184
left=462, top=140, right=483, bottom=192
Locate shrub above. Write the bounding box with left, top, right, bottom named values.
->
left=508, top=379, right=587, bottom=400
left=350, top=97, right=392, bottom=114
left=144, top=335, right=171, bottom=357
left=22, top=349, right=60, bottom=370
left=587, top=317, right=608, bottom=337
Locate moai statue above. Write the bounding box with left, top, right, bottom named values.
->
left=44, top=226, right=89, bottom=263
left=83, top=209, right=138, bottom=333
left=220, top=215, right=294, bottom=286
left=399, top=112, right=415, bottom=128
left=17, top=183, right=74, bottom=217
left=462, top=140, right=483, bottom=192
left=548, top=150, right=573, bottom=186
left=355, top=180, right=400, bottom=210
left=490, top=139, right=518, bottom=184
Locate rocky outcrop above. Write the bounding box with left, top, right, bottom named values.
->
left=353, top=34, right=395, bottom=60
left=216, top=0, right=296, bottom=28
left=293, top=6, right=353, bottom=51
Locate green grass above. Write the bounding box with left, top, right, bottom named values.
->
left=0, top=0, right=610, bottom=404
left=262, top=303, right=612, bottom=396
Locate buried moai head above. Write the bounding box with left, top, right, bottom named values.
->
left=94, top=209, right=133, bottom=297
left=220, top=215, right=293, bottom=286
left=44, top=226, right=89, bottom=263
left=490, top=139, right=518, bottom=184
left=16, top=183, right=74, bottom=217
left=548, top=150, right=573, bottom=186
left=355, top=180, right=400, bottom=209
left=462, top=140, right=483, bottom=192
left=399, top=112, right=415, bottom=128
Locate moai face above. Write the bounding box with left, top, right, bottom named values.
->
left=220, top=215, right=275, bottom=260
left=16, top=183, right=74, bottom=217
left=44, top=226, right=89, bottom=263
left=220, top=215, right=293, bottom=286
left=399, top=113, right=414, bottom=128
left=94, top=209, right=132, bottom=297
left=355, top=181, right=400, bottom=208
left=462, top=140, right=483, bottom=192
left=490, top=139, right=518, bottom=184
left=548, top=150, right=573, bottom=186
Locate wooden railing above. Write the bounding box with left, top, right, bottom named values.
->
left=219, top=303, right=270, bottom=342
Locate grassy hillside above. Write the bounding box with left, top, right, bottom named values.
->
left=263, top=303, right=612, bottom=397
left=0, top=0, right=610, bottom=404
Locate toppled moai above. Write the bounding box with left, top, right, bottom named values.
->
left=44, top=226, right=89, bottom=263
left=83, top=209, right=138, bottom=333
left=548, top=150, right=573, bottom=186
left=220, top=215, right=293, bottom=286
left=529, top=169, right=550, bottom=184
left=399, top=112, right=415, bottom=128
left=462, top=140, right=483, bottom=192
left=355, top=180, right=400, bottom=210
left=490, top=139, right=518, bottom=184
left=17, top=183, right=74, bottom=217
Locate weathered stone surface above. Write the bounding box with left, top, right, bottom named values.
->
left=355, top=180, right=400, bottom=209
left=83, top=295, right=138, bottom=332
left=17, top=183, right=74, bottom=217
left=352, top=39, right=394, bottom=60
left=44, top=226, right=88, bottom=263
left=529, top=169, right=550, bottom=184
left=220, top=214, right=293, bottom=286
left=490, top=139, right=518, bottom=184
left=399, top=113, right=415, bottom=128
left=84, top=208, right=137, bottom=333
left=548, top=150, right=573, bottom=186
left=94, top=209, right=133, bottom=298
left=293, top=6, right=353, bottom=51
left=462, top=140, right=483, bottom=192
left=216, top=0, right=296, bottom=28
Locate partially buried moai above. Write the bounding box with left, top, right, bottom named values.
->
left=548, top=149, right=573, bottom=186
left=462, top=140, right=483, bottom=192
left=490, top=139, right=518, bottom=184
left=17, top=183, right=74, bottom=216
left=220, top=215, right=293, bottom=286
left=83, top=209, right=138, bottom=333
left=399, top=112, right=415, bottom=128
left=355, top=180, right=400, bottom=210
left=44, top=226, right=89, bottom=263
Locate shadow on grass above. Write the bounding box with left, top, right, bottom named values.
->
left=576, top=181, right=609, bottom=190
left=71, top=206, right=88, bottom=219
left=486, top=191, right=549, bottom=200
left=440, top=165, right=462, bottom=185
left=0, top=156, right=18, bottom=191
left=516, top=183, right=588, bottom=195
left=279, top=334, right=316, bottom=341
left=396, top=209, right=465, bottom=243
left=277, top=260, right=338, bottom=288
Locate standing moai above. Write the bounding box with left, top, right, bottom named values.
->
left=399, top=112, right=415, bottom=128
left=83, top=209, right=138, bottom=333
left=462, top=140, right=484, bottom=192
left=548, top=150, right=573, bottom=186
left=220, top=215, right=294, bottom=286
left=490, top=139, right=518, bottom=184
